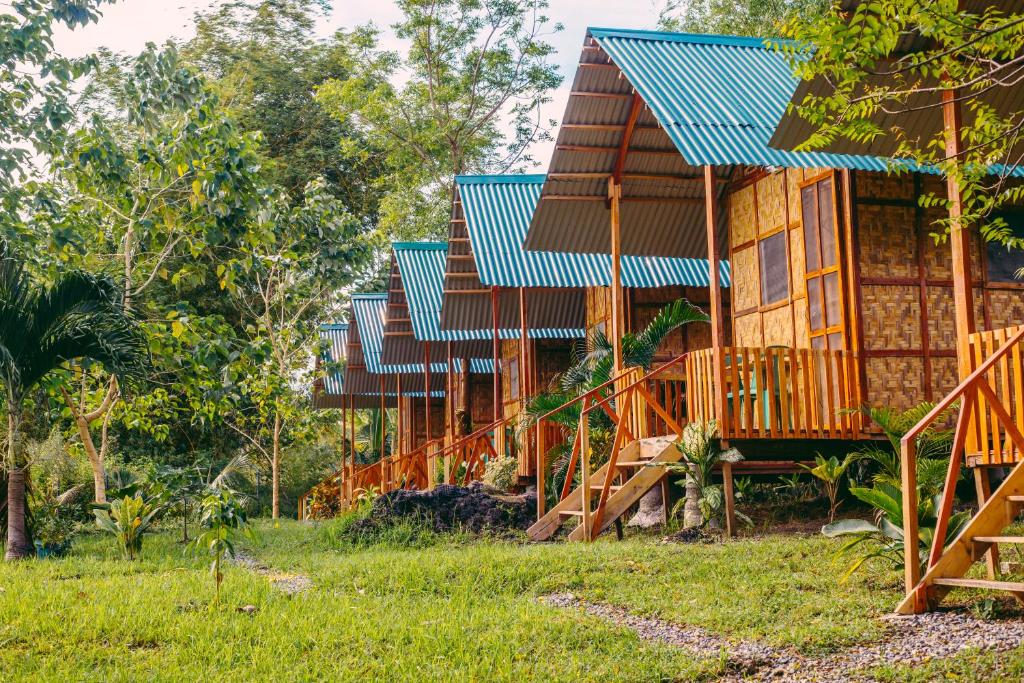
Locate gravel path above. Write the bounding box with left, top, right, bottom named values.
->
left=539, top=593, right=1024, bottom=681
left=231, top=550, right=313, bottom=595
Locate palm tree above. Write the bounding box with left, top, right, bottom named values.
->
left=355, top=408, right=392, bottom=464
left=1, top=240, right=146, bottom=560
left=522, top=298, right=709, bottom=508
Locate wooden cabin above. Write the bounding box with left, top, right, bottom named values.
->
left=443, top=174, right=727, bottom=479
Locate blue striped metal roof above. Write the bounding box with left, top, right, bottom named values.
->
left=394, top=242, right=584, bottom=340
left=318, top=323, right=347, bottom=395
left=587, top=28, right=913, bottom=172
left=457, top=175, right=731, bottom=287
left=350, top=294, right=448, bottom=376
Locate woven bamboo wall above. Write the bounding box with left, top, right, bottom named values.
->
left=852, top=170, right=1024, bottom=412
left=727, top=167, right=819, bottom=353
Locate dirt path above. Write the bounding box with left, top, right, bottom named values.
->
left=539, top=593, right=1024, bottom=681
left=231, top=549, right=313, bottom=595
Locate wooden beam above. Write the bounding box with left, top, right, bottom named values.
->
left=444, top=272, right=481, bottom=278
left=547, top=172, right=704, bottom=184
left=614, top=94, right=644, bottom=184
left=443, top=288, right=491, bottom=295
left=424, top=341, right=432, bottom=444
left=571, top=91, right=633, bottom=100
left=609, top=177, right=624, bottom=375
left=492, top=286, right=501, bottom=424
left=541, top=195, right=703, bottom=205
left=555, top=144, right=680, bottom=156
left=560, top=123, right=660, bottom=132
left=943, top=88, right=976, bottom=378
left=704, top=164, right=729, bottom=533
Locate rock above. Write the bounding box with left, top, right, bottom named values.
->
left=355, top=482, right=536, bottom=534
left=236, top=605, right=258, bottom=615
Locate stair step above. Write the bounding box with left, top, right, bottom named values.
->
left=973, top=536, right=1024, bottom=544
left=932, top=577, right=1024, bottom=593
left=1007, top=495, right=1024, bottom=503
left=559, top=510, right=584, bottom=517
left=589, top=484, right=623, bottom=491
left=616, top=460, right=654, bottom=468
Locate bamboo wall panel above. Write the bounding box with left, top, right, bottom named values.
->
left=988, top=290, right=1024, bottom=331
left=794, top=298, right=810, bottom=347
left=730, top=184, right=756, bottom=247
left=932, top=356, right=959, bottom=398
left=732, top=245, right=760, bottom=311
left=921, top=210, right=954, bottom=279
left=861, top=285, right=921, bottom=350
left=858, top=205, right=918, bottom=279
left=865, top=356, right=923, bottom=413
left=786, top=167, right=803, bottom=222
left=734, top=312, right=763, bottom=347
left=790, top=227, right=806, bottom=298
left=762, top=305, right=794, bottom=347
left=758, top=172, right=786, bottom=234
left=857, top=172, right=916, bottom=201
left=926, top=286, right=957, bottom=351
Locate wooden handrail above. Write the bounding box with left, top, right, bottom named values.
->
left=900, top=324, right=1024, bottom=606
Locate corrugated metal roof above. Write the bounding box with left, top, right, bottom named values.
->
left=588, top=28, right=899, bottom=171
left=318, top=323, right=347, bottom=396
left=457, top=174, right=731, bottom=288
left=351, top=294, right=448, bottom=376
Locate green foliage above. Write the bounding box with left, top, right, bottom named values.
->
left=28, top=495, right=77, bottom=555
left=658, top=0, right=826, bottom=37
left=799, top=452, right=862, bottom=522
left=823, top=485, right=970, bottom=583
left=191, top=488, right=255, bottom=604
left=482, top=456, right=519, bottom=493
left=665, top=420, right=749, bottom=530
left=93, top=494, right=162, bottom=560
left=316, top=0, right=563, bottom=244
left=780, top=1, right=1024, bottom=246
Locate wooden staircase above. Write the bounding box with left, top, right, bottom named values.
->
left=898, top=324, right=1024, bottom=613
left=528, top=435, right=680, bottom=541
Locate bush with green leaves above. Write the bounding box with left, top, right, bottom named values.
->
left=191, top=488, right=255, bottom=604
left=93, top=495, right=162, bottom=560
left=800, top=453, right=861, bottom=522
left=665, top=420, right=749, bottom=531
left=482, top=456, right=518, bottom=492
left=823, top=483, right=970, bottom=582
left=29, top=497, right=77, bottom=557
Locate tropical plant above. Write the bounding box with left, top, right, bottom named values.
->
left=93, top=495, right=162, bottom=561
left=855, top=403, right=956, bottom=498
left=521, top=299, right=709, bottom=509
left=665, top=420, right=748, bottom=531
left=823, top=483, right=971, bottom=582
left=799, top=453, right=862, bottom=523
left=0, top=240, right=147, bottom=560
left=191, top=487, right=256, bottom=604
left=775, top=472, right=812, bottom=501
left=482, top=456, right=519, bottom=493
left=355, top=409, right=393, bottom=463
left=29, top=495, right=76, bottom=558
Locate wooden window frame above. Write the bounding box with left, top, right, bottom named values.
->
left=800, top=172, right=847, bottom=351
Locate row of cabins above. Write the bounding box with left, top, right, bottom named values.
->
left=304, top=27, right=1024, bottom=613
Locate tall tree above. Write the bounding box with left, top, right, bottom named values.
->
left=1, top=241, right=146, bottom=560
left=42, top=44, right=264, bottom=502
left=780, top=1, right=1024, bottom=242
left=657, top=0, right=826, bottom=36
left=316, top=0, right=562, bottom=244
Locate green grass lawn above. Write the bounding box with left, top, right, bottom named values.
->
left=1, top=521, right=1021, bottom=681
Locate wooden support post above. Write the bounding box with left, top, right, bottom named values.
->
left=519, top=286, right=531, bottom=478
left=704, top=165, right=727, bottom=425
left=492, top=286, right=501, bottom=424
left=974, top=467, right=1000, bottom=578
left=348, top=389, right=355, bottom=501
left=424, top=341, right=432, bottom=443
left=580, top=401, right=591, bottom=541
left=379, top=375, right=387, bottom=491
left=397, top=373, right=404, bottom=457
left=901, top=439, right=922, bottom=598
left=943, top=89, right=977, bottom=379
left=608, top=178, right=625, bottom=375
left=722, top=460, right=736, bottom=538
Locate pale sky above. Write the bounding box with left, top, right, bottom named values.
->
left=52, top=0, right=669, bottom=169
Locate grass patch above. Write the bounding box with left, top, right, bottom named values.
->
left=1, top=521, right=1014, bottom=681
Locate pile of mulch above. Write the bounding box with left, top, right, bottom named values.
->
left=352, top=482, right=536, bottom=535
left=660, top=526, right=720, bottom=544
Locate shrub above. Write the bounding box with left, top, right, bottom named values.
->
left=191, top=488, right=255, bottom=604
left=93, top=495, right=162, bottom=560
left=482, top=456, right=518, bottom=492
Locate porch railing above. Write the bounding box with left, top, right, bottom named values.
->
left=689, top=346, right=863, bottom=440
left=965, top=325, right=1024, bottom=466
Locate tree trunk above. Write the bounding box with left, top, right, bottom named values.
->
left=683, top=476, right=702, bottom=529
left=271, top=411, right=282, bottom=520
left=5, top=469, right=30, bottom=560
left=626, top=484, right=666, bottom=528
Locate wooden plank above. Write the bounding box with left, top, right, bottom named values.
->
left=789, top=348, right=802, bottom=437
left=823, top=349, right=836, bottom=437
left=728, top=348, right=740, bottom=439
left=743, top=349, right=754, bottom=438
left=766, top=348, right=778, bottom=439
left=778, top=347, right=791, bottom=438
left=752, top=350, right=764, bottom=436
left=932, top=577, right=1024, bottom=592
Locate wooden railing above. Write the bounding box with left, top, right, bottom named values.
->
left=898, top=324, right=1024, bottom=612
left=433, top=417, right=511, bottom=486
left=688, top=346, right=863, bottom=440
left=965, top=325, right=1024, bottom=466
